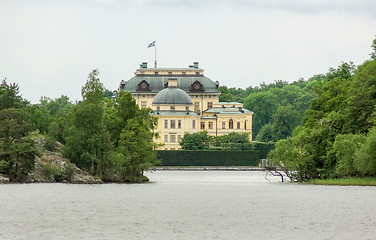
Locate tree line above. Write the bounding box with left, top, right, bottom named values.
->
left=219, top=74, right=323, bottom=142
left=0, top=70, right=158, bottom=182
left=270, top=37, right=376, bottom=181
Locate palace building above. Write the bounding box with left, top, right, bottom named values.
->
left=119, top=62, right=253, bottom=150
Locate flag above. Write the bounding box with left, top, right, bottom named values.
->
left=148, top=41, right=155, bottom=48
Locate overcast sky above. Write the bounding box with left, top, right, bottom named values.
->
left=1, top=0, right=376, bottom=103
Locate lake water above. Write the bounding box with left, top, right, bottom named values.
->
left=0, top=171, right=375, bottom=240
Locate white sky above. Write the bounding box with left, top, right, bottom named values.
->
left=1, top=0, right=376, bottom=103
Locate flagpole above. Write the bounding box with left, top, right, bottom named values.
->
left=154, top=42, right=157, bottom=68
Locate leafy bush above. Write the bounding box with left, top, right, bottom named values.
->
left=330, top=134, right=365, bottom=177
left=42, top=162, right=57, bottom=181
left=44, top=137, right=56, bottom=151
left=65, top=163, right=76, bottom=181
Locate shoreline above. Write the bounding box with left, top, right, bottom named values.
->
left=153, top=166, right=265, bottom=171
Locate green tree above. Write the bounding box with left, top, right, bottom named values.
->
left=63, top=69, right=114, bottom=176
left=243, top=91, right=279, bottom=137
left=180, top=131, right=211, bottom=150
left=271, top=105, right=301, bottom=140
left=330, top=134, right=365, bottom=177
left=118, top=117, right=158, bottom=182
left=216, top=132, right=251, bottom=150
left=114, top=91, right=159, bottom=182
left=354, top=127, right=376, bottom=176
left=255, top=123, right=274, bottom=142
left=0, top=80, right=39, bottom=182
left=218, top=86, right=235, bottom=102
left=269, top=127, right=317, bottom=181
left=370, top=35, right=376, bottom=60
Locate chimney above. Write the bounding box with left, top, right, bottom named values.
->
left=140, top=62, right=148, bottom=69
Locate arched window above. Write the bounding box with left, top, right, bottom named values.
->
left=229, top=119, right=234, bottom=129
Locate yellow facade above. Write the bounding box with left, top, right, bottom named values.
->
left=120, top=62, right=253, bottom=150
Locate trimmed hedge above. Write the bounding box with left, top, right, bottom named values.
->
left=157, top=150, right=257, bottom=166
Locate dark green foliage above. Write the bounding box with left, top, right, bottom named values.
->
left=216, top=132, right=251, bottom=150
left=63, top=70, right=115, bottom=176
left=42, top=162, right=57, bottom=181
left=180, top=131, right=211, bottom=150
left=255, top=124, right=274, bottom=142
left=118, top=117, right=159, bottom=182
left=157, top=143, right=274, bottom=166
left=331, top=134, right=365, bottom=177
left=0, top=80, right=39, bottom=182
left=114, top=92, right=159, bottom=182
left=354, top=127, right=376, bottom=176
left=44, top=137, right=56, bottom=151
left=271, top=39, right=376, bottom=181
left=42, top=161, right=76, bottom=182
left=0, top=79, right=27, bottom=110
left=62, top=71, right=158, bottom=182
left=244, top=91, right=278, bottom=137
left=240, top=79, right=317, bottom=139
left=256, top=105, right=301, bottom=142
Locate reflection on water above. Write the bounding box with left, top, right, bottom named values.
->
left=1, top=171, right=375, bottom=240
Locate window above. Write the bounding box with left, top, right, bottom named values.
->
left=207, top=102, right=213, bottom=109
left=170, top=120, right=176, bottom=129
left=194, top=102, right=199, bottom=113
left=171, top=106, right=175, bottom=110
left=164, top=135, right=168, bottom=142
left=192, top=120, right=196, bottom=129
left=245, top=121, right=247, bottom=129
left=196, top=72, right=200, bottom=75
left=154, top=72, right=159, bottom=75
left=208, top=122, right=213, bottom=129
left=170, top=135, right=176, bottom=143
left=201, top=122, right=205, bottom=129
left=178, top=135, right=182, bottom=142
left=164, top=120, right=168, bottom=128
left=182, top=72, right=186, bottom=75
left=141, top=101, right=147, bottom=108
left=229, top=119, right=234, bottom=129
left=178, top=120, right=181, bottom=129
left=222, top=121, right=225, bottom=129
left=157, top=106, right=160, bottom=111
left=168, top=72, right=172, bottom=75
left=186, top=106, right=190, bottom=111
left=237, top=122, right=241, bottom=129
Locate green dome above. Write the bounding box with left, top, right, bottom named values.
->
left=153, top=87, right=193, bottom=105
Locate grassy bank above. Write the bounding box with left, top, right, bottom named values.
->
left=310, top=177, right=376, bottom=186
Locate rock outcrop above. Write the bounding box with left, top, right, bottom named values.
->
left=0, top=138, right=102, bottom=184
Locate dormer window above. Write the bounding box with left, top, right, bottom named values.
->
left=137, top=80, right=151, bottom=92
left=190, top=81, right=203, bottom=92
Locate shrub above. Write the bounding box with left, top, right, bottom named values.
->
left=65, top=163, right=76, bottom=181
left=44, top=137, right=56, bottom=151
left=42, top=162, right=57, bottom=181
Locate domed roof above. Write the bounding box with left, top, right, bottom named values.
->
left=152, top=87, right=193, bottom=105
